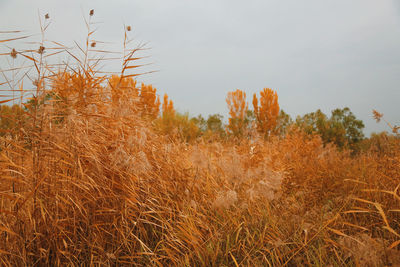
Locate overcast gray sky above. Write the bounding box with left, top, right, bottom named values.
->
left=1, top=0, right=399, bottom=135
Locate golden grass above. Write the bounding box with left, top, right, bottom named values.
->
left=0, top=11, right=399, bottom=266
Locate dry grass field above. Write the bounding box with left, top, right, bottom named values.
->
left=0, top=12, right=399, bottom=266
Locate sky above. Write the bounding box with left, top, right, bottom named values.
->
left=0, top=0, right=399, bottom=135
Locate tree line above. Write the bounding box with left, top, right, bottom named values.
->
left=1, top=74, right=396, bottom=152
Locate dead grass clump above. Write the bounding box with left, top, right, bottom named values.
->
left=338, top=233, right=400, bottom=267
left=213, top=190, right=238, bottom=209
left=246, top=170, right=284, bottom=201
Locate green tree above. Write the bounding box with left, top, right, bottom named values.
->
left=206, top=114, right=224, bottom=133
left=191, top=115, right=207, bottom=132
left=276, top=110, right=293, bottom=136
left=296, top=107, right=364, bottom=150
left=191, top=114, right=226, bottom=139
left=296, top=109, right=329, bottom=137
left=328, top=107, right=364, bottom=148
left=155, top=112, right=202, bottom=142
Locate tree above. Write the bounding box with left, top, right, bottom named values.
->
left=296, top=109, right=329, bottom=137
left=226, top=89, right=248, bottom=136
left=276, top=110, right=293, bottom=136
left=207, top=114, right=224, bottom=133
left=252, top=88, right=280, bottom=137
left=191, top=115, right=207, bottom=132
left=328, top=107, right=364, bottom=148
left=296, top=107, right=364, bottom=150
left=139, top=83, right=160, bottom=119
left=190, top=114, right=226, bottom=139
left=162, top=94, right=175, bottom=116
left=158, top=94, right=176, bottom=135
left=155, top=112, right=201, bottom=142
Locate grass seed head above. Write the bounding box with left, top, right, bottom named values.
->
left=38, top=45, right=45, bottom=54
left=10, top=48, right=17, bottom=58
left=372, top=109, right=383, bottom=122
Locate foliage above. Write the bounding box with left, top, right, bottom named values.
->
left=206, top=113, right=225, bottom=134
left=155, top=96, right=200, bottom=141
left=0, top=13, right=399, bottom=266
left=139, top=83, right=161, bottom=119
left=252, top=88, right=280, bottom=137
left=190, top=113, right=226, bottom=139
left=330, top=107, right=365, bottom=148
left=162, top=93, right=175, bottom=116
left=191, top=114, right=207, bottom=132
left=296, top=107, right=365, bottom=150
left=296, top=109, right=328, bottom=136
left=276, top=109, right=293, bottom=136
left=226, top=89, right=248, bottom=137
left=154, top=111, right=201, bottom=142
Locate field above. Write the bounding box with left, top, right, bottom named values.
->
left=0, top=13, right=400, bottom=266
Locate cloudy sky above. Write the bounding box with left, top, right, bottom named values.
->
left=1, top=0, right=399, bottom=135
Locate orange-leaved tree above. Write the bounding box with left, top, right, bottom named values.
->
left=155, top=94, right=200, bottom=141
left=162, top=94, right=175, bottom=116
left=252, top=88, right=280, bottom=137
left=139, top=83, right=160, bottom=118
left=226, top=89, right=248, bottom=136
left=158, top=93, right=176, bottom=134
